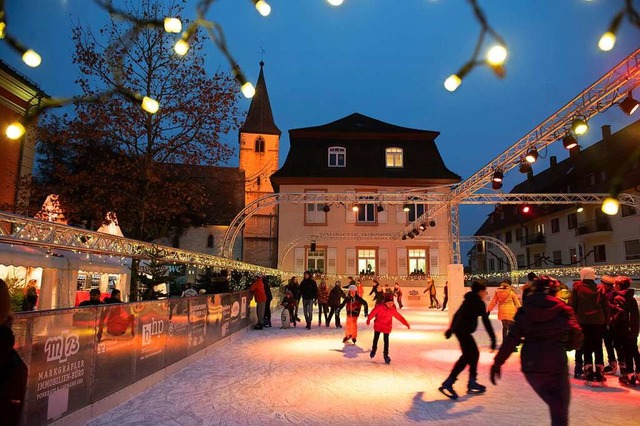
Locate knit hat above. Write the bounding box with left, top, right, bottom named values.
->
left=384, top=292, right=395, bottom=302
left=580, top=267, right=596, bottom=281
left=348, top=284, right=357, bottom=292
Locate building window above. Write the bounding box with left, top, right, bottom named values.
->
left=328, top=146, right=346, bottom=167
left=570, top=248, right=577, bottom=264
left=498, top=258, right=504, bottom=271
left=600, top=170, right=607, bottom=182
left=307, top=248, right=326, bottom=274
left=624, top=239, right=640, bottom=261
left=517, top=254, right=525, bottom=268
left=206, top=234, right=214, bottom=248
left=495, top=233, right=502, bottom=241
left=551, top=218, right=559, bottom=233
left=567, top=213, right=577, bottom=230
left=489, top=259, right=495, bottom=271
left=534, top=253, right=542, bottom=267
left=515, top=228, right=522, bottom=242
left=406, top=198, right=426, bottom=223
left=305, top=191, right=327, bottom=224
left=357, top=195, right=376, bottom=223
left=536, top=223, right=545, bottom=235
left=553, top=250, right=562, bottom=265
left=254, top=136, right=265, bottom=152
left=385, top=147, right=403, bottom=168
left=594, top=244, right=607, bottom=263
left=505, top=231, right=512, bottom=243
left=408, top=248, right=427, bottom=274
left=621, top=204, right=637, bottom=217
left=357, top=249, right=377, bottom=275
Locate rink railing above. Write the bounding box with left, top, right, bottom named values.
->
left=11, top=292, right=251, bottom=426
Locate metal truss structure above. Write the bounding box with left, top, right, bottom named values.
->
left=0, top=211, right=281, bottom=276
left=277, top=233, right=516, bottom=280
left=221, top=191, right=447, bottom=258
left=462, top=192, right=640, bottom=206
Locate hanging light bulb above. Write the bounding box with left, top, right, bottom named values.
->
left=141, top=96, right=159, bottom=114
left=486, top=45, right=508, bottom=66
left=163, top=17, right=182, bottom=33
left=22, top=49, right=42, bottom=67
left=254, top=0, right=271, bottom=17
left=444, top=74, right=462, bottom=92
left=576, top=204, right=584, bottom=213
left=402, top=204, right=411, bottom=212
left=521, top=205, right=531, bottom=214
left=571, top=118, right=588, bottom=135
left=6, top=122, right=26, bottom=140
left=241, top=81, right=256, bottom=98
left=327, top=0, right=344, bottom=5
left=174, top=38, right=190, bottom=56
left=601, top=196, right=619, bottom=216
left=525, top=147, right=539, bottom=163
left=598, top=32, right=616, bottom=51
left=562, top=134, right=578, bottom=150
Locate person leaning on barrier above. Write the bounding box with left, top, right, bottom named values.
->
left=79, top=288, right=104, bottom=306
left=491, top=276, right=583, bottom=426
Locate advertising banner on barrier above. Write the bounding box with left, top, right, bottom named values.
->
left=92, top=303, right=136, bottom=402
left=187, top=298, right=207, bottom=355
left=206, top=294, right=224, bottom=345
left=134, top=300, right=168, bottom=381
left=25, top=309, right=94, bottom=425
left=166, top=298, right=189, bottom=365
left=228, top=293, right=244, bottom=334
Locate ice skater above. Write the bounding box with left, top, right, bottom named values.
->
left=280, top=290, right=297, bottom=328
left=491, top=276, right=583, bottom=426
left=366, top=293, right=410, bottom=364
left=439, top=281, right=496, bottom=400
left=339, top=284, right=368, bottom=344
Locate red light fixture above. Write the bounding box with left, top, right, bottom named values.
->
left=562, top=134, right=578, bottom=150
left=522, top=205, right=531, bottom=214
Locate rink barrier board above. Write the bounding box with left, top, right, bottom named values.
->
left=11, top=291, right=251, bottom=426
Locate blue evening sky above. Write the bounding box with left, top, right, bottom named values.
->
left=1, top=0, right=638, bottom=255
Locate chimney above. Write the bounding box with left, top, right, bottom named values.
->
left=550, top=156, right=557, bottom=167
left=527, top=170, right=534, bottom=180
left=601, top=124, right=611, bottom=140
left=569, top=145, right=581, bottom=159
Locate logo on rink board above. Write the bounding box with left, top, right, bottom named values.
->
left=142, top=317, right=165, bottom=346
left=44, top=330, right=80, bottom=363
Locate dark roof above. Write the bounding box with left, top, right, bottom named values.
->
left=474, top=119, right=640, bottom=236
left=239, top=62, right=280, bottom=136
left=0, top=59, right=49, bottom=97
left=169, top=164, right=245, bottom=226
left=271, top=113, right=461, bottom=189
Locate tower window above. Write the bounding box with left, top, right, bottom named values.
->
left=385, top=147, right=403, bottom=168
left=255, top=136, right=265, bottom=153
left=328, top=146, right=346, bottom=167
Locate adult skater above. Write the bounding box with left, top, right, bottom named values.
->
left=285, top=276, right=301, bottom=322
left=424, top=275, right=440, bottom=309
left=491, top=276, right=583, bottom=426
left=611, top=276, right=639, bottom=386
left=249, top=275, right=267, bottom=330
left=486, top=279, right=521, bottom=350
left=441, top=281, right=449, bottom=311
left=367, top=292, right=410, bottom=364
left=393, top=282, right=403, bottom=309
left=299, top=271, right=318, bottom=329
left=339, top=284, right=369, bottom=344
left=439, top=281, right=496, bottom=400
left=327, top=281, right=345, bottom=328
left=317, top=278, right=330, bottom=327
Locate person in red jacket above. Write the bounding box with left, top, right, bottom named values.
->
left=249, top=276, right=267, bottom=330
left=367, top=292, right=410, bottom=364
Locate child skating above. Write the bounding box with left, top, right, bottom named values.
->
left=366, top=292, right=410, bottom=364
left=338, top=284, right=368, bottom=344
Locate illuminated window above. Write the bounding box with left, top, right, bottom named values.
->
left=307, top=248, right=326, bottom=274
left=407, top=248, right=426, bottom=274
left=385, top=147, right=403, bottom=168
left=357, top=249, right=376, bottom=275
left=328, top=146, right=346, bottom=167
left=254, top=136, right=265, bottom=152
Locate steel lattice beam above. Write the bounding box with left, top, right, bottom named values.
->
left=462, top=192, right=640, bottom=206
left=406, top=48, right=640, bottom=235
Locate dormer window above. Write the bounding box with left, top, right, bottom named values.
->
left=328, top=146, right=346, bottom=167
left=255, top=136, right=265, bottom=153
left=385, top=147, right=403, bottom=168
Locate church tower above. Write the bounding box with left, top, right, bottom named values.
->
left=238, top=61, right=280, bottom=268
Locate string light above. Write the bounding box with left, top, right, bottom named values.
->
left=241, top=81, right=256, bottom=98
left=327, top=0, right=344, bottom=6
left=163, top=17, right=182, bottom=34
left=5, top=122, right=26, bottom=140
left=486, top=45, right=508, bottom=66
left=601, top=196, right=620, bottom=215
left=174, top=37, right=190, bottom=56
left=253, top=0, right=272, bottom=17
left=598, top=31, right=616, bottom=51
left=598, top=10, right=624, bottom=52
left=22, top=49, right=42, bottom=67
left=141, top=96, right=159, bottom=114
left=444, top=74, right=462, bottom=92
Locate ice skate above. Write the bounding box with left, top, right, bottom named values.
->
left=351, top=338, right=357, bottom=344
left=585, top=365, right=601, bottom=387
left=384, top=355, right=391, bottom=364
left=467, top=379, right=486, bottom=394
left=370, top=349, right=376, bottom=359
left=603, top=361, right=617, bottom=375
left=342, top=336, right=350, bottom=343
left=438, top=379, right=458, bottom=400
left=592, top=365, right=606, bottom=387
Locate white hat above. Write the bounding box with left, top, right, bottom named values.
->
left=348, top=284, right=357, bottom=291
left=580, top=267, right=595, bottom=280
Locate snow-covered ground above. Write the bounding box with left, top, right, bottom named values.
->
left=87, top=306, right=639, bottom=426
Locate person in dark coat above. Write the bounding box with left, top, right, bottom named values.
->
left=263, top=277, right=273, bottom=328
left=369, top=281, right=384, bottom=305
left=600, top=275, right=619, bottom=375
left=285, top=276, right=301, bottom=321
left=491, top=276, right=583, bottom=426
left=571, top=267, right=609, bottom=384
left=299, top=271, right=318, bottom=329
left=104, top=289, right=123, bottom=304
left=611, top=276, right=640, bottom=386
left=439, top=281, right=496, bottom=400
left=79, top=288, right=104, bottom=306
left=22, top=281, right=38, bottom=311
left=327, top=281, right=345, bottom=328
left=441, top=281, right=449, bottom=311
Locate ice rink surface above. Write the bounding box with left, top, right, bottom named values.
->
left=87, top=306, right=639, bottom=426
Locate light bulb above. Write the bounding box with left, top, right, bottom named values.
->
left=572, top=118, right=588, bottom=136
left=141, top=96, right=159, bottom=114
left=0, top=22, right=6, bottom=39
left=163, top=17, right=182, bottom=34
left=601, top=197, right=619, bottom=216
left=444, top=74, right=461, bottom=92
left=241, top=82, right=256, bottom=98
left=327, top=0, right=344, bottom=5
left=255, top=0, right=271, bottom=17
left=22, top=49, right=42, bottom=67
left=486, top=45, right=508, bottom=66
left=598, top=32, right=616, bottom=52
left=6, top=122, right=26, bottom=140
left=174, top=39, right=190, bottom=56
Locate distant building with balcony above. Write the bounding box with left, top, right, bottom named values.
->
left=469, top=120, right=640, bottom=277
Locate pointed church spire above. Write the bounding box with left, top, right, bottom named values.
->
left=240, top=61, right=281, bottom=135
